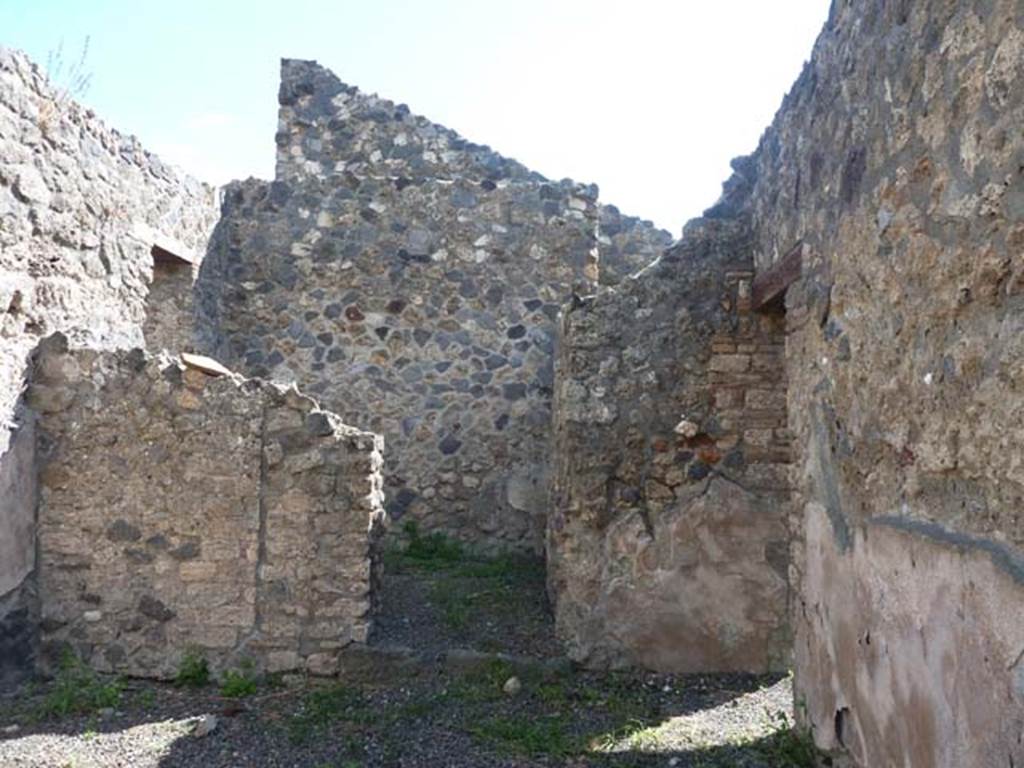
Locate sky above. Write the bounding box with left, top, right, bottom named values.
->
left=1, top=1, right=830, bottom=234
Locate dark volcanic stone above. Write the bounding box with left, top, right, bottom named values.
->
left=138, top=595, right=175, bottom=623
left=124, top=548, right=154, bottom=564
left=169, top=540, right=201, bottom=561
left=306, top=412, right=334, bottom=436
left=502, top=383, right=527, bottom=401
left=687, top=462, right=711, bottom=481
left=106, top=519, right=141, bottom=543
left=386, top=488, right=418, bottom=519
left=439, top=434, right=462, bottom=455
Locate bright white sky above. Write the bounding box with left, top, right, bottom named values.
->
left=2, top=0, right=830, bottom=234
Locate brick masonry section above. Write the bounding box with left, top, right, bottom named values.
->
left=548, top=220, right=791, bottom=674
left=29, top=335, right=384, bottom=679
left=708, top=276, right=790, bottom=473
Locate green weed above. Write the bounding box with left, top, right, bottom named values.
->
left=470, top=713, right=582, bottom=758
left=38, top=651, right=122, bottom=718
left=287, top=683, right=371, bottom=743
left=220, top=659, right=258, bottom=698
left=401, top=521, right=465, bottom=566
left=756, top=711, right=818, bottom=767
left=174, top=649, right=210, bottom=688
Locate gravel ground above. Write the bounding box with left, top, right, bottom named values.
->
left=0, top=668, right=803, bottom=767
left=0, top=545, right=816, bottom=767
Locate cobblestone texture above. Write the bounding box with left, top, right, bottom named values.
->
left=553, top=0, right=1024, bottom=764
left=0, top=47, right=217, bottom=441
left=4, top=7, right=1022, bottom=763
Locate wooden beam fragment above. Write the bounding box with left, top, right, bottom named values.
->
left=132, top=221, right=197, bottom=265
left=752, top=241, right=804, bottom=311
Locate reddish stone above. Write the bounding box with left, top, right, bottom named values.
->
left=697, top=445, right=722, bottom=464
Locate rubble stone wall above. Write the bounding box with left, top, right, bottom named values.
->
left=597, top=204, right=674, bottom=286
left=198, top=59, right=669, bottom=552
left=553, top=8, right=1024, bottom=761
left=712, top=0, right=1024, bottom=764
left=0, top=46, right=217, bottom=683
left=549, top=219, right=791, bottom=672
left=0, top=47, right=217, bottom=437
left=29, top=336, right=384, bottom=679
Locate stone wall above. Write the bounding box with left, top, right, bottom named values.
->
left=0, top=417, right=37, bottom=686
left=0, top=47, right=217, bottom=434
left=549, top=219, right=791, bottom=672
left=554, top=6, right=1024, bottom=761
left=198, top=59, right=670, bottom=553
left=597, top=204, right=674, bottom=285
left=30, top=335, right=384, bottom=679
left=709, top=0, right=1024, bottom=764
left=0, top=46, right=218, bottom=683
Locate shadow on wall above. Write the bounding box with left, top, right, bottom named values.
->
left=0, top=393, right=38, bottom=688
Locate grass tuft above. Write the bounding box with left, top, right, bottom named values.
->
left=471, top=713, right=583, bottom=758
left=756, top=711, right=819, bottom=767
left=388, top=523, right=547, bottom=632
left=400, top=521, right=465, bottom=566
left=174, top=648, right=210, bottom=688
left=220, top=659, right=259, bottom=698
left=38, top=650, right=122, bottom=718
left=287, top=683, right=371, bottom=743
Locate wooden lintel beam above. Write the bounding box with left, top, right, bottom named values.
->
left=151, top=243, right=192, bottom=266
left=133, top=221, right=197, bottom=265
left=752, top=241, right=804, bottom=310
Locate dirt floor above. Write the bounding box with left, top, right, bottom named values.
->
left=0, top=533, right=818, bottom=767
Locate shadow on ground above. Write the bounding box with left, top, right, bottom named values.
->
left=0, top=534, right=820, bottom=767
left=0, top=662, right=813, bottom=767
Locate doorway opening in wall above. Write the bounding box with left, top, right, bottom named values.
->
left=150, top=245, right=193, bottom=295
left=746, top=239, right=806, bottom=749
left=369, top=515, right=560, bottom=662
left=142, top=242, right=196, bottom=352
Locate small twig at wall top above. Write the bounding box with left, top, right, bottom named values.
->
left=45, top=35, right=93, bottom=103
